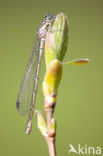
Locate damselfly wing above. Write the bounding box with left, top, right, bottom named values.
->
left=16, top=37, right=40, bottom=116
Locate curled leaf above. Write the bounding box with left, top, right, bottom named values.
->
left=44, top=59, right=62, bottom=93
left=36, top=111, right=47, bottom=137
left=45, top=12, right=69, bottom=68
left=63, top=58, right=89, bottom=65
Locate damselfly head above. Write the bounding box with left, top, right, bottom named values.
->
left=45, top=13, right=55, bottom=22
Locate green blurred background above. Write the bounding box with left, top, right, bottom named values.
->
left=0, top=0, right=102, bottom=156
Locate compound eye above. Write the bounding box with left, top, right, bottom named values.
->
left=45, top=13, right=53, bottom=20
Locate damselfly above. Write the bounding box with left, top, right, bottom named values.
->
left=16, top=14, right=55, bottom=134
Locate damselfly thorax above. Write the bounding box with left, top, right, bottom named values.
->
left=37, top=14, right=54, bottom=38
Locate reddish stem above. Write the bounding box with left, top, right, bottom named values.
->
left=44, top=107, right=56, bottom=156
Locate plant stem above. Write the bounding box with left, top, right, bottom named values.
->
left=44, top=96, right=56, bottom=156
left=45, top=134, right=56, bottom=156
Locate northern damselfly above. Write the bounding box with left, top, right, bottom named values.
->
left=16, top=14, right=55, bottom=134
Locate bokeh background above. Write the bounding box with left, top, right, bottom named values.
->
left=0, top=0, right=102, bottom=156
